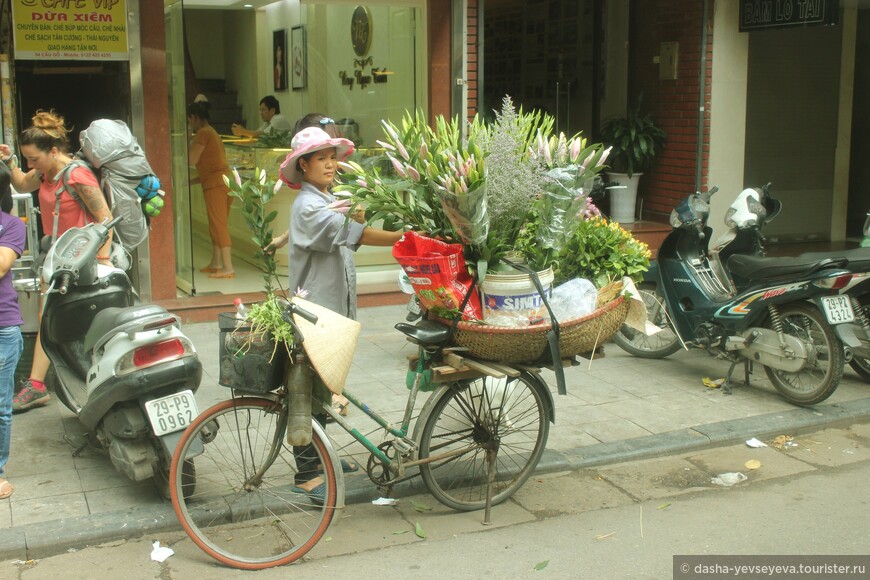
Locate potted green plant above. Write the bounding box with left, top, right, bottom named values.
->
left=599, top=99, right=666, bottom=223
left=218, top=168, right=294, bottom=393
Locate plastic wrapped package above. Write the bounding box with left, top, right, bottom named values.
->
left=437, top=184, right=489, bottom=246
left=549, top=278, right=598, bottom=321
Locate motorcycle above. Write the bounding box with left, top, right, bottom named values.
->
left=41, top=218, right=203, bottom=496
left=709, top=186, right=870, bottom=382
left=613, top=187, right=853, bottom=406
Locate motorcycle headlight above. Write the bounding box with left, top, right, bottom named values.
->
left=864, top=211, right=870, bottom=237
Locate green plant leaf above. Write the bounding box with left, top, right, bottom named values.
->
left=534, top=560, right=549, bottom=571
left=411, top=499, right=432, bottom=512
left=414, top=522, right=427, bottom=539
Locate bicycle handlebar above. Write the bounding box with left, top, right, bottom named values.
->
left=279, top=300, right=319, bottom=345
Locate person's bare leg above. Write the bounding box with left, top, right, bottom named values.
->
left=29, top=337, right=50, bottom=382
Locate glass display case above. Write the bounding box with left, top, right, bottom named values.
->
left=189, top=143, right=397, bottom=284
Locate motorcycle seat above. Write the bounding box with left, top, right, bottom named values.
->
left=83, top=304, right=171, bottom=353
left=726, top=253, right=839, bottom=282
left=800, top=247, right=870, bottom=272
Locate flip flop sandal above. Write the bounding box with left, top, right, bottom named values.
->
left=292, top=482, right=326, bottom=506
left=208, top=272, right=236, bottom=279
left=316, top=459, right=359, bottom=474
left=0, top=479, right=14, bottom=499
left=199, top=266, right=221, bottom=273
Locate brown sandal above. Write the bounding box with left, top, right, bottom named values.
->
left=0, top=478, right=14, bottom=499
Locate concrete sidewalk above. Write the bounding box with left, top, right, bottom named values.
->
left=1, top=303, right=869, bottom=560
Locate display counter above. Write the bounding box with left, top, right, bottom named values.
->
left=189, top=142, right=400, bottom=292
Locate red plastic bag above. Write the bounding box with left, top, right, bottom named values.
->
left=393, top=232, right=482, bottom=321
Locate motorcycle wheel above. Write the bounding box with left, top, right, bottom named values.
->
left=155, top=458, right=196, bottom=500
left=847, top=292, right=870, bottom=383
left=612, top=283, right=682, bottom=358
left=763, top=302, right=844, bottom=406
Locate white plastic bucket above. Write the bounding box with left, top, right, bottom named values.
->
left=481, top=267, right=554, bottom=323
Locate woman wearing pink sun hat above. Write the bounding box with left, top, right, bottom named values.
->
left=270, top=125, right=405, bottom=504
left=272, top=126, right=404, bottom=319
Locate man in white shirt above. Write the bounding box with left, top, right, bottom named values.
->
left=231, top=95, right=292, bottom=137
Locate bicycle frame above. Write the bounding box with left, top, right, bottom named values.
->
left=315, top=348, right=480, bottom=480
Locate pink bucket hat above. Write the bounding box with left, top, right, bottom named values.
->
left=279, top=127, right=355, bottom=186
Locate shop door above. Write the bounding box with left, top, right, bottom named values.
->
left=165, top=0, right=196, bottom=295
left=848, top=8, right=870, bottom=238
left=12, top=60, right=131, bottom=238
left=482, top=0, right=599, bottom=135
left=744, top=23, right=841, bottom=241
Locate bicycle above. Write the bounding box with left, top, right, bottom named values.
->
left=169, top=299, right=555, bottom=570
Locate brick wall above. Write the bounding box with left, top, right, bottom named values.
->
left=631, top=1, right=713, bottom=220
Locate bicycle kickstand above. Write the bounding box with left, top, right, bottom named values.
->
left=482, top=442, right=498, bottom=525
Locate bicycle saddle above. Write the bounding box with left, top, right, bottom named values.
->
left=395, top=320, right=452, bottom=346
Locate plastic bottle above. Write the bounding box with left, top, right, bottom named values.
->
left=234, top=297, right=248, bottom=320
left=286, top=355, right=313, bottom=446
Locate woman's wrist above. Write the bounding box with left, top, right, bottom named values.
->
left=2, top=154, right=17, bottom=169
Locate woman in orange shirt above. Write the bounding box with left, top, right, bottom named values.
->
left=188, top=100, right=234, bottom=278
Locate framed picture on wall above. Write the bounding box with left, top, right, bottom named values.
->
left=291, top=25, right=306, bottom=90
left=273, top=29, right=288, bottom=92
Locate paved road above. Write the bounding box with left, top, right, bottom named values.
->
left=6, top=421, right=870, bottom=579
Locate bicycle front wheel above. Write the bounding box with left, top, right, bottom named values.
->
left=418, top=373, right=550, bottom=511
left=169, top=397, right=337, bottom=570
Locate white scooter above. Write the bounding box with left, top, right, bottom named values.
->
left=41, top=218, right=202, bottom=496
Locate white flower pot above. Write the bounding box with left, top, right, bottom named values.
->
left=607, top=172, right=642, bottom=224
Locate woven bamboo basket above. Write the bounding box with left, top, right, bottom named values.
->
left=436, top=294, right=629, bottom=364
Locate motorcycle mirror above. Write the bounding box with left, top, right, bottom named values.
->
left=765, top=199, right=782, bottom=223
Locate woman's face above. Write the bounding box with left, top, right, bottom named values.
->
left=188, top=114, right=204, bottom=131
left=20, top=144, right=57, bottom=175
left=299, top=147, right=338, bottom=192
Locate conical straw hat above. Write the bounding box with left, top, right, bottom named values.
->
left=292, top=297, right=361, bottom=395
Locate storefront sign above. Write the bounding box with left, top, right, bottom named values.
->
left=740, top=0, right=839, bottom=32
left=351, top=6, right=372, bottom=57
left=11, top=0, right=129, bottom=61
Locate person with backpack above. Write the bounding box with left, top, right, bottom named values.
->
left=0, top=167, right=25, bottom=497
left=0, top=110, right=113, bottom=412
left=188, top=99, right=235, bottom=278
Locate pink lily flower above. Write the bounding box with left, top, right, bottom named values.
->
left=273, top=179, right=283, bottom=194
left=382, top=121, right=400, bottom=143
left=406, top=164, right=420, bottom=181
left=569, top=138, right=582, bottom=163
left=376, top=140, right=396, bottom=151
left=259, top=169, right=267, bottom=185
left=597, top=146, right=612, bottom=167
left=294, top=287, right=310, bottom=299
left=232, top=168, right=242, bottom=187
left=326, top=199, right=352, bottom=214
left=389, top=155, right=407, bottom=178
left=397, top=141, right=410, bottom=161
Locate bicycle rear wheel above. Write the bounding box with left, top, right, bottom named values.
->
left=418, top=373, right=550, bottom=511
left=169, top=397, right=337, bottom=570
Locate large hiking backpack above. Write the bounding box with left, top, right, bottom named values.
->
left=59, top=119, right=164, bottom=250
